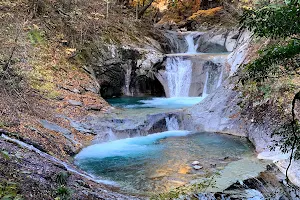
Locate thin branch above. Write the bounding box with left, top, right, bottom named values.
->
left=286, top=91, right=300, bottom=183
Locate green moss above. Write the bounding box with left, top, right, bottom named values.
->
left=55, top=185, right=72, bottom=200
left=0, top=121, right=7, bottom=128
left=0, top=181, right=23, bottom=200
left=28, top=64, right=61, bottom=99
left=55, top=172, right=70, bottom=186
left=28, top=27, right=45, bottom=45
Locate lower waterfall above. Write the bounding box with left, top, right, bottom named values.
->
left=165, top=116, right=180, bottom=131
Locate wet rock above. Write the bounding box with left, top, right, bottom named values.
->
left=69, top=119, right=95, bottom=134
left=68, top=100, right=83, bottom=106
left=84, top=110, right=181, bottom=143
left=193, top=165, right=203, bottom=170
left=181, top=79, right=248, bottom=137
left=87, top=105, right=103, bottom=111
left=210, top=163, right=217, bottom=168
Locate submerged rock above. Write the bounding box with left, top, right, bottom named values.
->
left=193, top=165, right=203, bottom=170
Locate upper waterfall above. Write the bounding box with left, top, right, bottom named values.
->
left=156, top=31, right=229, bottom=98
left=185, top=33, right=200, bottom=54
left=164, top=32, right=199, bottom=97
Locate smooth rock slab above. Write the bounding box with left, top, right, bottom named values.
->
left=40, top=120, right=71, bottom=135
left=39, top=120, right=80, bottom=145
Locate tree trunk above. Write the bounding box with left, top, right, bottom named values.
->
left=138, top=0, right=154, bottom=19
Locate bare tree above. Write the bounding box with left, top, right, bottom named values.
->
left=138, top=0, right=155, bottom=19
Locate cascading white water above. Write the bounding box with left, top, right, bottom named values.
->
left=124, top=67, right=132, bottom=96
left=202, top=71, right=209, bottom=96
left=161, top=32, right=229, bottom=98
left=217, top=68, right=223, bottom=88
left=165, top=33, right=199, bottom=97
left=165, top=116, right=179, bottom=131
left=166, top=57, right=192, bottom=97
left=107, top=128, right=117, bottom=141
left=185, top=34, right=199, bottom=53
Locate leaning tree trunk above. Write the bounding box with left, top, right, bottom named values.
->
left=138, top=0, right=155, bottom=19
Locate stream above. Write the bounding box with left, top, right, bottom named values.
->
left=75, top=31, right=269, bottom=198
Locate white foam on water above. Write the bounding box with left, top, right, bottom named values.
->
left=75, top=130, right=191, bottom=160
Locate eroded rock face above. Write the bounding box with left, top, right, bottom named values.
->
left=181, top=79, right=247, bottom=136
left=82, top=111, right=181, bottom=144
left=90, top=42, right=166, bottom=98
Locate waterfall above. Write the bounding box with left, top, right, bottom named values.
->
left=124, top=67, right=132, bottom=96
left=164, top=33, right=198, bottom=97
left=202, top=71, right=209, bottom=97
left=161, top=31, right=228, bottom=98
left=217, top=68, right=223, bottom=88
left=185, top=34, right=199, bottom=53
left=107, top=128, right=117, bottom=141
left=165, top=116, right=179, bottom=131
left=166, top=57, right=192, bottom=97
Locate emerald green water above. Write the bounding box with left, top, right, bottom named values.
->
left=106, top=96, right=205, bottom=109
left=75, top=131, right=263, bottom=195
left=106, top=97, right=152, bottom=108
